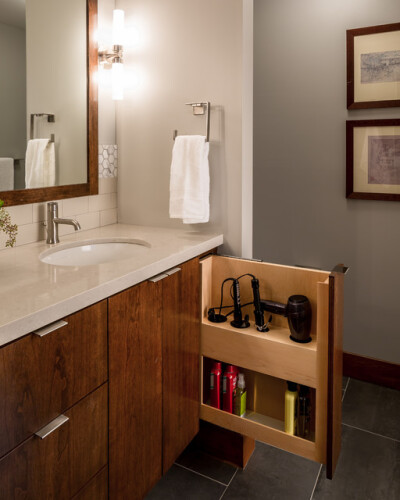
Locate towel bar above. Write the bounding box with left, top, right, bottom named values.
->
left=30, top=113, right=56, bottom=143
left=173, top=101, right=210, bottom=142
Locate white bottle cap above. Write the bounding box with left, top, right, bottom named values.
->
left=237, top=373, right=245, bottom=389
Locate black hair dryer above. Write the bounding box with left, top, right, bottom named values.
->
left=260, top=295, right=312, bottom=343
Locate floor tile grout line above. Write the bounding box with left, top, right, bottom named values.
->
left=219, top=468, right=238, bottom=500
left=309, top=464, right=322, bottom=500
left=173, top=462, right=230, bottom=487
left=342, top=422, right=400, bottom=443
left=342, top=377, right=350, bottom=402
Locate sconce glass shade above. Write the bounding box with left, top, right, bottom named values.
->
left=112, top=9, right=125, bottom=46
left=112, top=62, right=124, bottom=100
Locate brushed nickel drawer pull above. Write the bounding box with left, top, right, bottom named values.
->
left=148, top=273, right=169, bottom=283
left=165, top=267, right=181, bottom=276
left=33, top=320, right=68, bottom=338
left=35, top=415, right=69, bottom=439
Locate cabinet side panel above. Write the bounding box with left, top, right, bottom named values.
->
left=162, top=258, right=200, bottom=473
left=315, top=280, right=329, bottom=463
left=108, top=281, right=162, bottom=499
left=326, top=273, right=344, bottom=479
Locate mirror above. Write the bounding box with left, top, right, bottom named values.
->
left=0, top=0, right=98, bottom=206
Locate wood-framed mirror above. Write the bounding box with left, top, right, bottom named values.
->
left=0, top=0, right=98, bottom=207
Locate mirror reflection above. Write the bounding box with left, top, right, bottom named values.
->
left=0, top=0, right=87, bottom=193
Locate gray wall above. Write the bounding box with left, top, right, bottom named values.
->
left=253, top=0, right=400, bottom=363
left=116, top=0, right=250, bottom=256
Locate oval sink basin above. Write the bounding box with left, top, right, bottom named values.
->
left=39, top=238, right=151, bottom=266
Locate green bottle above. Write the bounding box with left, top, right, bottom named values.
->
left=234, top=373, right=247, bottom=417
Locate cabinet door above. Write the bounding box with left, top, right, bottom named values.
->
left=162, top=259, right=200, bottom=473
left=108, top=280, right=163, bottom=500
left=0, top=301, right=108, bottom=458
left=0, top=384, right=108, bottom=499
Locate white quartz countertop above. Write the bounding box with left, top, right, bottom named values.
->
left=0, top=224, right=223, bottom=347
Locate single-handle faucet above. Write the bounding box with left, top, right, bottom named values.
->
left=46, top=201, right=81, bottom=244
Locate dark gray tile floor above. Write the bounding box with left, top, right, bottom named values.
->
left=145, top=378, right=400, bottom=500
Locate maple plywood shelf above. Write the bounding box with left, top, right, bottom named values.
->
left=201, top=317, right=318, bottom=388
left=200, top=403, right=317, bottom=461
left=200, top=354, right=318, bottom=461
left=199, top=255, right=344, bottom=472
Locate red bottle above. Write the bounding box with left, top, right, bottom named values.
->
left=210, top=361, right=222, bottom=409
left=222, top=365, right=238, bottom=413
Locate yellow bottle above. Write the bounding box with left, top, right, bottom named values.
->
left=284, top=381, right=298, bottom=435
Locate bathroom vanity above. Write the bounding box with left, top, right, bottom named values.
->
left=0, top=224, right=222, bottom=499
left=0, top=225, right=344, bottom=498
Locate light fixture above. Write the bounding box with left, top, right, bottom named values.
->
left=99, top=9, right=125, bottom=100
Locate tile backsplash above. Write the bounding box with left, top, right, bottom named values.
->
left=99, top=145, right=118, bottom=178
left=0, top=145, right=118, bottom=250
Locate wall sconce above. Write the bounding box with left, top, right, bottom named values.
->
left=99, top=9, right=125, bottom=100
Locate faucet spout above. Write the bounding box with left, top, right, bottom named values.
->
left=46, top=202, right=81, bottom=244
left=53, top=218, right=81, bottom=231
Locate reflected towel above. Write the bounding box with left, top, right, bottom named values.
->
left=169, top=135, right=210, bottom=224
left=0, top=158, right=14, bottom=191
left=25, top=139, right=55, bottom=188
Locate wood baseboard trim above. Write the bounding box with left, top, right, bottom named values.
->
left=343, top=352, right=400, bottom=391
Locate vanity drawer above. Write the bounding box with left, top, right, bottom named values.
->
left=0, top=383, right=108, bottom=499
left=0, top=300, right=107, bottom=458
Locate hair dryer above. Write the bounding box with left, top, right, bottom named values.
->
left=260, top=295, right=312, bottom=343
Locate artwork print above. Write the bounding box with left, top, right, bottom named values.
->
left=368, top=136, right=400, bottom=185
left=361, top=50, right=400, bottom=84
left=347, top=23, right=400, bottom=109
left=346, top=119, right=400, bottom=201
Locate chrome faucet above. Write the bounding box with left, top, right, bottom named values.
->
left=46, top=201, right=81, bottom=244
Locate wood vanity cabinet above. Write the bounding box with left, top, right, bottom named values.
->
left=0, top=301, right=108, bottom=498
left=108, top=257, right=200, bottom=499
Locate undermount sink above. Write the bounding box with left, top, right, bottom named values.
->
left=39, top=238, right=151, bottom=266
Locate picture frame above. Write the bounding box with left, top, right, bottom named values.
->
left=347, top=22, right=400, bottom=109
left=346, top=119, right=400, bottom=201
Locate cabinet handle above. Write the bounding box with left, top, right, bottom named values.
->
left=35, top=414, right=69, bottom=439
left=164, top=267, right=181, bottom=276
left=148, top=273, right=169, bottom=283
left=33, top=320, right=68, bottom=338
left=149, top=267, right=182, bottom=282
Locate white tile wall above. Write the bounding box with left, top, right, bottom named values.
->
left=0, top=176, right=118, bottom=251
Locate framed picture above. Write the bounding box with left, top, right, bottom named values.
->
left=347, top=22, right=400, bottom=109
left=346, top=119, right=400, bottom=201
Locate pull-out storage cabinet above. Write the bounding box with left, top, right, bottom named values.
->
left=200, top=256, right=344, bottom=478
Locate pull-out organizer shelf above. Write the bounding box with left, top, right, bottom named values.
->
left=199, top=255, right=344, bottom=478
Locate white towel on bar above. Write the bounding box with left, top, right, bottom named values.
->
left=169, top=135, right=210, bottom=224
left=0, top=158, right=14, bottom=191
left=25, top=139, right=56, bottom=188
